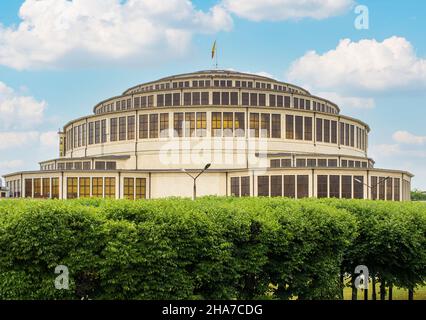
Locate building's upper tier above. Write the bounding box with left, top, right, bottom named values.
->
left=93, top=70, right=341, bottom=115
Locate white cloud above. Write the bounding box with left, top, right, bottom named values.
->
left=0, top=160, right=25, bottom=171
left=0, top=0, right=233, bottom=70
left=222, top=0, right=353, bottom=21
left=392, top=131, right=426, bottom=145
left=40, top=131, right=59, bottom=148
left=0, top=81, right=47, bottom=129
left=316, top=91, right=375, bottom=109
left=0, top=131, right=58, bottom=150
left=286, top=36, right=426, bottom=92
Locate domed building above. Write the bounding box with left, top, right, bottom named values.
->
left=3, top=70, right=412, bottom=200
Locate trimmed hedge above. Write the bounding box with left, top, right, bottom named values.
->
left=0, top=197, right=425, bottom=300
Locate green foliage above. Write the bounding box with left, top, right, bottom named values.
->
left=0, top=197, right=425, bottom=300
left=411, top=189, right=426, bottom=201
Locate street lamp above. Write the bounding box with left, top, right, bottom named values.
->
left=181, top=163, right=211, bottom=200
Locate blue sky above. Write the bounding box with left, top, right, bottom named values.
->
left=0, top=0, right=425, bottom=189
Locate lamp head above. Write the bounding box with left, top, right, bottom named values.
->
left=204, top=163, right=211, bottom=170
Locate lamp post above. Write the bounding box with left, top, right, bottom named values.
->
left=181, top=163, right=211, bottom=200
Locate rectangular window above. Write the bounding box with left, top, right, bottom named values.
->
left=104, top=177, right=116, bottom=199
left=277, top=95, right=283, bottom=107
left=317, top=175, right=328, bottom=198
left=324, top=119, right=330, bottom=143
left=271, top=175, right=283, bottom=197
left=284, top=175, right=295, bottom=198
left=269, top=94, right=276, bottom=107
left=271, top=114, right=281, bottom=138
left=340, top=122, right=345, bottom=146
left=393, top=178, right=400, bottom=201
left=223, top=112, right=233, bottom=137
left=230, top=92, right=238, bottom=105
left=134, top=97, right=140, bottom=108
left=157, top=94, right=164, bottom=107
left=212, top=112, right=222, bottom=137
left=257, top=176, right=269, bottom=197
left=110, top=118, right=117, bottom=142
left=316, top=118, right=323, bottom=142
left=195, top=112, right=207, bottom=137
left=126, top=116, right=135, bottom=140
left=281, top=159, right=292, bottom=168
left=241, top=176, right=250, bottom=196
left=296, top=158, right=306, bottom=167
left=213, top=92, right=220, bottom=105
left=79, top=177, right=90, bottom=198
left=379, top=177, right=386, bottom=200
left=297, top=175, right=309, bottom=198
left=119, top=117, right=127, bottom=141
left=139, top=114, right=149, bottom=139
left=34, top=178, right=41, bottom=198
left=250, top=93, right=257, bottom=106
left=354, top=176, right=364, bottom=199
left=25, top=179, right=32, bottom=198
left=173, top=93, right=180, bottom=106
left=184, top=92, right=191, bottom=105
left=192, top=92, right=200, bottom=105
left=201, top=92, right=209, bottom=105
left=160, top=113, right=169, bottom=138
left=82, top=123, right=86, bottom=146
left=260, top=114, right=270, bottom=138
left=92, top=178, right=103, bottom=198
left=342, top=175, right=352, bottom=199
left=249, top=113, right=259, bottom=138
left=101, top=119, right=107, bottom=143
left=345, top=123, right=350, bottom=146
left=307, top=159, right=317, bottom=167
left=185, top=112, right=195, bottom=137
left=174, top=112, right=184, bottom=137
left=271, top=159, right=280, bottom=168
left=67, top=177, right=78, bottom=199
left=52, top=178, right=59, bottom=199
left=235, top=112, right=245, bottom=137
left=329, top=175, right=340, bottom=198
left=94, top=121, right=100, bottom=144
left=285, top=115, right=294, bottom=139
left=331, top=121, right=337, bottom=144
left=42, top=178, right=50, bottom=198
left=231, top=177, right=240, bottom=197
left=259, top=94, right=266, bottom=106
left=88, top=122, right=94, bottom=145
left=149, top=114, right=159, bottom=138
left=350, top=125, right=355, bottom=147
left=221, top=92, right=229, bottom=105
left=124, top=178, right=134, bottom=200
left=136, top=178, right=146, bottom=199
left=295, top=116, right=303, bottom=140
left=242, top=92, right=249, bottom=105
left=304, top=117, right=312, bottom=141
left=284, top=96, right=291, bottom=108
left=165, top=93, right=172, bottom=106
left=386, top=178, right=393, bottom=201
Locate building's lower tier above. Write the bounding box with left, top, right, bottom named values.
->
left=3, top=168, right=412, bottom=201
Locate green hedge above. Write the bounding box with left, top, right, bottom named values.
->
left=0, top=197, right=425, bottom=300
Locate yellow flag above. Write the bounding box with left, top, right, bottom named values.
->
left=211, top=40, right=216, bottom=59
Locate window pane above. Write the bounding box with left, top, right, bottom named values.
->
left=196, top=112, right=207, bottom=137
left=260, top=114, right=270, bottom=138
left=223, top=112, right=233, bottom=137
left=212, top=112, right=222, bottom=137
left=317, top=175, right=328, bottom=198
left=257, top=176, right=269, bottom=196
left=304, top=117, right=312, bottom=141
left=174, top=112, right=184, bottom=137
left=139, top=114, right=149, bottom=139
left=235, top=112, right=245, bottom=137
left=285, top=115, right=294, bottom=139
left=185, top=112, right=195, bottom=137
left=249, top=113, right=259, bottom=138
left=329, top=175, right=340, bottom=198
left=271, top=114, right=281, bottom=138
left=231, top=177, right=240, bottom=197
left=160, top=113, right=169, bottom=138
left=354, top=176, right=364, bottom=199
left=295, top=116, right=303, bottom=140
left=342, top=175, right=352, bottom=199
left=119, top=117, right=126, bottom=140
left=316, top=118, right=323, bottom=142
left=271, top=175, right=282, bottom=197
left=284, top=175, right=295, bottom=198
left=241, top=177, right=250, bottom=196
